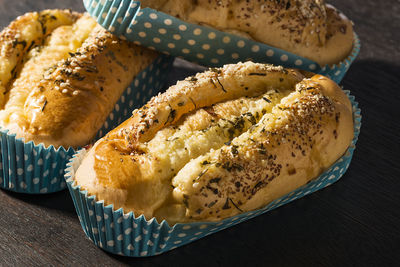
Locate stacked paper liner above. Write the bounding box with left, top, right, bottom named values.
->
left=65, top=91, right=361, bottom=257
left=83, top=0, right=360, bottom=84
left=0, top=54, right=173, bottom=194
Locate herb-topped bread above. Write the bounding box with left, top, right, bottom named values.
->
left=140, top=0, right=354, bottom=66
left=74, top=62, right=354, bottom=224
left=0, top=9, right=158, bottom=148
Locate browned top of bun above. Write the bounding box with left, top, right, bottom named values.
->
left=74, top=62, right=354, bottom=224
left=0, top=10, right=158, bottom=148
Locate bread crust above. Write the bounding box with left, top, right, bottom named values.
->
left=0, top=9, right=81, bottom=105
left=0, top=10, right=158, bottom=148
left=140, top=0, right=354, bottom=66
left=75, top=62, right=354, bottom=223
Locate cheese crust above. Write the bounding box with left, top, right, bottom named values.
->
left=0, top=10, right=158, bottom=148
left=75, top=62, right=354, bottom=224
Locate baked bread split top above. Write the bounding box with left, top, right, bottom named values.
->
left=141, top=0, right=354, bottom=66
left=0, top=9, right=158, bottom=148
left=75, top=62, right=354, bottom=224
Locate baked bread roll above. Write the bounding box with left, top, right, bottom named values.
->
left=75, top=62, right=354, bottom=224
left=0, top=9, right=158, bottom=148
left=140, top=0, right=354, bottom=66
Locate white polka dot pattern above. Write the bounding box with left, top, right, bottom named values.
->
left=84, top=0, right=360, bottom=84
left=0, top=126, right=76, bottom=193
left=0, top=54, right=172, bottom=194
left=66, top=89, right=361, bottom=257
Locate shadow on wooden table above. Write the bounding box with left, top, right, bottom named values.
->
left=341, top=59, right=400, bottom=98
left=1, top=188, right=76, bottom=214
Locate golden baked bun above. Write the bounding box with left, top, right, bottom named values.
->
left=0, top=9, right=158, bottom=148
left=140, top=0, right=354, bottom=66
left=74, top=62, right=354, bottom=224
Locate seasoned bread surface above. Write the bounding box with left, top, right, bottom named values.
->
left=75, top=62, right=354, bottom=224
left=141, top=0, right=354, bottom=66
left=0, top=10, right=158, bottom=148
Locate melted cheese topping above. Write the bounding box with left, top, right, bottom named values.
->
left=124, top=89, right=290, bottom=217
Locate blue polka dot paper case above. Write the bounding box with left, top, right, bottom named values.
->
left=83, top=0, right=360, bottom=84
left=0, top=55, right=173, bottom=194
left=65, top=91, right=361, bottom=257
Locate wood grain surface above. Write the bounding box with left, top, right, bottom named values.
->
left=0, top=0, right=399, bottom=266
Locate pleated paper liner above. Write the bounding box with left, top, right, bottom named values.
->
left=0, top=54, right=173, bottom=194
left=65, top=91, right=361, bottom=257
left=83, top=0, right=361, bottom=84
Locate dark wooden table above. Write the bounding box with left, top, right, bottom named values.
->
left=1, top=0, right=399, bottom=266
